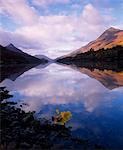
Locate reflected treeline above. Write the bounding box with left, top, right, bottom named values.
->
left=0, top=87, right=105, bottom=150
left=57, top=63, right=123, bottom=90
left=57, top=59, right=123, bottom=72
left=64, top=60, right=123, bottom=72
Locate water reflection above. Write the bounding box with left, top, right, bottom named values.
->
left=58, top=63, right=123, bottom=90
left=0, top=64, right=39, bottom=82
left=0, top=63, right=123, bottom=112
left=0, top=63, right=123, bottom=149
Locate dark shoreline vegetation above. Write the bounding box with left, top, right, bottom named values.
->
left=57, top=46, right=123, bottom=72
left=0, top=87, right=105, bottom=150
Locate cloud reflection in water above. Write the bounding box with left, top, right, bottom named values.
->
left=1, top=63, right=123, bottom=148
left=1, top=64, right=122, bottom=113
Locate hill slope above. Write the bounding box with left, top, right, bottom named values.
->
left=0, top=44, right=48, bottom=65
left=35, top=55, right=53, bottom=62
left=56, top=27, right=123, bottom=71
left=71, top=27, right=123, bottom=56
left=6, top=44, right=23, bottom=54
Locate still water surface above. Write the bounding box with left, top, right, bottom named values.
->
left=1, top=63, right=123, bottom=149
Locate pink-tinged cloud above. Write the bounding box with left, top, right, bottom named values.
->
left=82, top=4, right=103, bottom=25
left=0, top=1, right=115, bottom=58
left=0, top=0, right=39, bottom=25
left=32, top=0, right=70, bottom=7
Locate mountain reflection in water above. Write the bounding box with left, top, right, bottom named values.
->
left=59, top=63, right=123, bottom=90
left=0, top=63, right=123, bottom=149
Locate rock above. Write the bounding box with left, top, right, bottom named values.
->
left=10, top=121, right=19, bottom=127
left=32, top=144, right=41, bottom=149
left=22, top=114, right=34, bottom=123
left=20, top=142, right=31, bottom=149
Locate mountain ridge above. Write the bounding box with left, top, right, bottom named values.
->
left=6, top=43, right=23, bottom=54
left=35, top=55, right=53, bottom=62
left=0, top=44, right=48, bottom=65
left=68, top=27, right=123, bottom=57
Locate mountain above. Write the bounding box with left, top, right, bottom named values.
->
left=34, top=55, right=54, bottom=69
left=0, top=44, right=48, bottom=65
left=71, top=27, right=123, bottom=56
left=35, top=55, right=53, bottom=62
left=56, top=27, right=123, bottom=71
left=6, top=43, right=23, bottom=54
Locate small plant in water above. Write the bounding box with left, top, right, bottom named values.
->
left=52, top=109, right=72, bottom=125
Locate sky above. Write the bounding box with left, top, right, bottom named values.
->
left=0, top=0, right=123, bottom=58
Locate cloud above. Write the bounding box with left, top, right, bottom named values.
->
left=32, top=0, right=70, bottom=7
left=0, top=0, right=39, bottom=25
left=0, top=27, right=45, bottom=53
left=0, top=2, right=114, bottom=58
left=82, top=3, right=103, bottom=25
